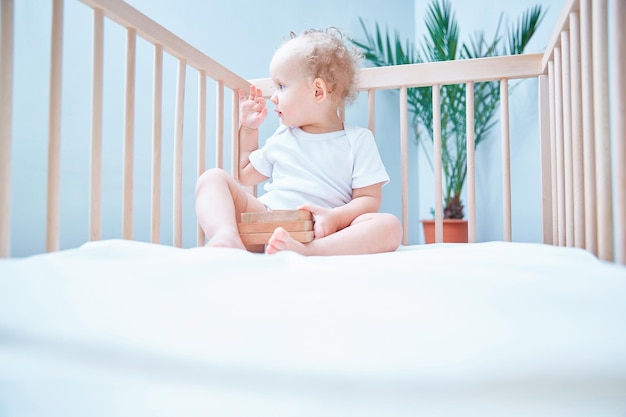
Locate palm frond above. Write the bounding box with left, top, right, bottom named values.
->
left=354, top=2, right=545, bottom=218
left=462, top=14, right=503, bottom=59
left=507, top=4, right=545, bottom=54
left=352, top=17, right=421, bottom=67
left=422, top=0, right=459, bottom=62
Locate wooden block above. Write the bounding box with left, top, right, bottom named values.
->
left=238, top=220, right=313, bottom=234
left=240, top=230, right=314, bottom=246
left=239, top=210, right=314, bottom=246
left=240, top=209, right=312, bottom=223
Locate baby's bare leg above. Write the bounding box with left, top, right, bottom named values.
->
left=266, top=213, right=402, bottom=256
left=195, top=168, right=266, bottom=249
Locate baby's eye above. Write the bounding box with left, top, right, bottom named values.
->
left=277, top=83, right=285, bottom=90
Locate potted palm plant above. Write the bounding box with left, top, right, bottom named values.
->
left=353, top=0, right=545, bottom=243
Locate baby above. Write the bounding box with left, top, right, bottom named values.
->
left=195, top=28, right=402, bottom=255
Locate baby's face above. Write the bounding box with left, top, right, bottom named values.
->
left=268, top=42, right=316, bottom=127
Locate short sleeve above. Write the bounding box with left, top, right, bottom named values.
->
left=248, top=125, right=286, bottom=178
left=349, top=127, right=390, bottom=189
left=248, top=147, right=272, bottom=178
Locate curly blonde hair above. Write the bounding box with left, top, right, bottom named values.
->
left=286, top=28, right=362, bottom=105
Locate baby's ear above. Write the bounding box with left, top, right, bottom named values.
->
left=313, top=78, right=329, bottom=103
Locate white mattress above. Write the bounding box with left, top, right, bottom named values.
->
left=1, top=240, right=625, bottom=416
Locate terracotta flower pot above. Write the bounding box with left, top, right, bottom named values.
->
left=421, top=219, right=468, bottom=244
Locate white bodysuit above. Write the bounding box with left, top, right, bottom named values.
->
left=248, top=125, right=389, bottom=210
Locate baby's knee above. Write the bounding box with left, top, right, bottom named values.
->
left=195, top=168, right=231, bottom=193
left=380, top=213, right=403, bottom=248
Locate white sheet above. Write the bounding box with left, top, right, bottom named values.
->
left=1, top=240, right=625, bottom=416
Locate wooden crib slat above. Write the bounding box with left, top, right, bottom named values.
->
left=554, top=48, right=566, bottom=247
left=215, top=80, right=224, bottom=169
left=89, top=8, right=104, bottom=243
left=580, top=0, right=598, bottom=257
left=173, top=58, right=186, bottom=248
left=592, top=0, right=614, bottom=262
left=561, top=31, right=574, bottom=247
left=538, top=75, right=553, bottom=245
left=569, top=11, right=586, bottom=249
left=151, top=44, right=163, bottom=244
left=122, top=27, right=136, bottom=241
left=46, top=0, right=64, bottom=253
left=0, top=0, right=14, bottom=257
left=197, top=71, right=207, bottom=247
left=610, top=0, right=626, bottom=265
left=500, top=79, right=512, bottom=242
left=432, top=84, right=443, bottom=243
left=368, top=90, right=375, bottom=135
left=399, top=87, right=409, bottom=246
left=548, top=62, right=559, bottom=245
left=232, top=90, right=239, bottom=180
left=466, top=82, right=476, bottom=243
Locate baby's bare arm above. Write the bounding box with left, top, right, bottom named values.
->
left=238, top=126, right=268, bottom=185
left=300, top=183, right=383, bottom=239
left=238, top=86, right=269, bottom=185
left=334, top=183, right=382, bottom=227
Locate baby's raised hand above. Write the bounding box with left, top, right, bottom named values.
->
left=239, top=85, right=268, bottom=129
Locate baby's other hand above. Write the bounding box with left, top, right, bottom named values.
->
left=298, top=204, right=338, bottom=239
left=239, top=85, right=268, bottom=129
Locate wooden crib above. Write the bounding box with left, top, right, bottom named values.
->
left=0, top=0, right=624, bottom=264
left=1, top=2, right=626, bottom=416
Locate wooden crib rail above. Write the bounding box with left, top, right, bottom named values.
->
left=251, top=54, right=543, bottom=95
left=0, top=0, right=251, bottom=257
left=79, top=0, right=249, bottom=90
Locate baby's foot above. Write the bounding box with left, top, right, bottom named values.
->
left=266, top=227, right=308, bottom=255
left=207, top=227, right=246, bottom=250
